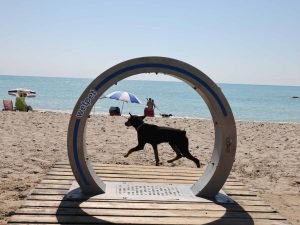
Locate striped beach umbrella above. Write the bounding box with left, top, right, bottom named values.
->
left=105, top=91, right=142, bottom=104
left=105, top=91, right=142, bottom=114
left=8, top=88, right=36, bottom=97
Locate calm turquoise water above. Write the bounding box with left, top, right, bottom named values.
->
left=1, top=75, right=300, bottom=123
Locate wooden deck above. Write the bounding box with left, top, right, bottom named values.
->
left=8, top=163, right=290, bottom=225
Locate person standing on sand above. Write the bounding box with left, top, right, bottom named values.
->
left=15, top=92, right=33, bottom=112
left=144, top=98, right=155, bottom=117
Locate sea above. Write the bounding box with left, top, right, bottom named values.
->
left=1, top=75, right=300, bottom=123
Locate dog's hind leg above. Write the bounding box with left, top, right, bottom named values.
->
left=182, top=151, right=200, bottom=168
left=179, top=137, right=201, bottom=168
left=167, top=142, right=182, bottom=163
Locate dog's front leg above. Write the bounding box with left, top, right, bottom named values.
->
left=124, top=143, right=145, bottom=158
left=152, top=144, right=160, bottom=166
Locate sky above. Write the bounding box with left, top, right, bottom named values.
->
left=0, top=0, right=299, bottom=86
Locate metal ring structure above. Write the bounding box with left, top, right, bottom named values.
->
left=67, top=56, right=237, bottom=197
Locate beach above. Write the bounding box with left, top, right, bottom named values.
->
left=0, top=111, right=299, bottom=224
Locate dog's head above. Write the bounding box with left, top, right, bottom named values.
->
left=125, top=113, right=146, bottom=127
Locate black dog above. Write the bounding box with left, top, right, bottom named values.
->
left=124, top=114, right=200, bottom=168
left=160, top=113, right=173, bottom=118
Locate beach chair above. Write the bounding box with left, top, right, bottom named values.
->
left=2, top=100, right=15, bottom=111
left=109, top=106, right=121, bottom=116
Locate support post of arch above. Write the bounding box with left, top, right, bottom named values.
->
left=67, top=56, right=237, bottom=198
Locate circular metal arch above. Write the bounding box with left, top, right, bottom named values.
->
left=67, top=56, right=237, bottom=197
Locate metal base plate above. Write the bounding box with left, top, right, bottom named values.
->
left=67, top=181, right=233, bottom=204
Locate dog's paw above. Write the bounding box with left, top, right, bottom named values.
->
left=124, top=154, right=129, bottom=158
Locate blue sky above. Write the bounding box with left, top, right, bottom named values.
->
left=0, top=0, right=299, bottom=85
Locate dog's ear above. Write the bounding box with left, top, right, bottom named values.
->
left=129, top=113, right=132, bottom=117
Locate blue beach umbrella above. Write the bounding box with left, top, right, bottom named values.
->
left=105, top=91, right=142, bottom=114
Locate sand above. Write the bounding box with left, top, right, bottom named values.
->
left=0, top=111, right=299, bottom=224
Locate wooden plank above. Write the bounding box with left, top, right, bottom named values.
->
left=35, top=182, right=249, bottom=192
left=51, top=167, right=206, bottom=176
left=223, top=189, right=257, bottom=196
left=46, top=171, right=238, bottom=184
left=39, top=178, right=245, bottom=187
left=27, top=195, right=269, bottom=207
left=8, top=214, right=289, bottom=225
left=46, top=169, right=236, bottom=178
left=42, top=175, right=196, bottom=184
left=7, top=222, right=291, bottom=225
left=36, top=183, right=71, bottom=189
left=228, top=195, right=261, bottom=201
left=222, top=185, right=249, bottom=190
left=40, top=179, right=73, bottom=185
left=47, top=171, right=203, bottom=180
left=21, top=200, right=277, bottom=212
left=53, top=165, right=204, bottom=173
left=15, top=207, right=285, bottom=220
left=51, top=166, right=204, bottom=176
left=26, top=195, right=266, bottom=205
left=31, top=189, right=68, bottom=195
left=31, top=187, right=257, bottom=198
left=53, top=164, right=235, bottom=178
left=43, top=175, right=240, bottom=184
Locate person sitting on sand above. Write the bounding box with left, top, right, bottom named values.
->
left=15, top=92, right=33, bottom=112
left=144, top=98, right=155, bottom=117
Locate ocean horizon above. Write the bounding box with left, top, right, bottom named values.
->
left=1, top=75, right=300, bottom=123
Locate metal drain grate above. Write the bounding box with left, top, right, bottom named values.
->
left=116, top=183, right=183, bottom=197
left=68, top=181, right=233, bottom=203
